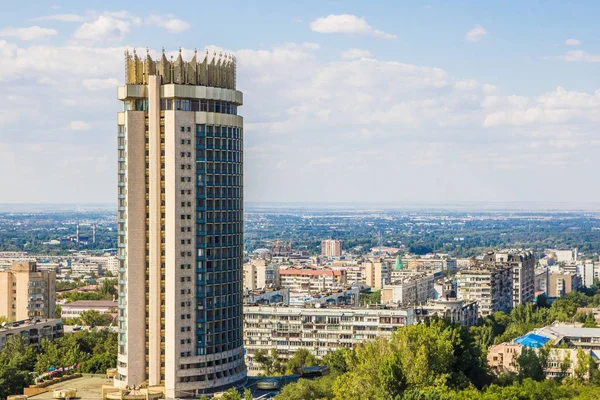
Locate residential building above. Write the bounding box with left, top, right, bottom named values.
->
left=0, top=319, right=63, bottom=351
left=484, top=250, right=535, bottom=307
left=321, top=240, right=342, bottom=257
left=243, top=305, right=414, bottom=375
left=243, top=298, right=478, bottom=375
left=115, top=50, right=246, bottom=397
left=456, top=263, right=513, bottom=316
left=581, top=261, right=595, bottom=288
left=548, top=271, right=580, bottom=298
left=345, top=266, right=363, bottom=285
left=61, top=300, right=119, bottom=318
left=71, top=263, right=102, bottom=276
left=363, top=260, right=390, bottom=290
left=88, top=256, right=120, bottom=275
left=382, top=273, right=435, bottom=305
left=279, top=268, right=346, bottom=293
left=243, top=260, right=280, bottom=290
left=554, top=249, right=577, bottom=263
left=534, top=267, right=549, bottom=297
left=0, top=262, right=56, bottom=320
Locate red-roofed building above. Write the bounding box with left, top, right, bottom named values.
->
left=279, top=268, right=346, bottom=293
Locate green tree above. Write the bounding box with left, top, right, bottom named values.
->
left=79, top=309, right=113, bottom=326
left=254, top=349, right=283, bottom=375
left=322, top=348, right=350, bottom=375
left=360, top=290, right=381, bottom=306
left=559, top=352, right=571, bottom=381
left=516, top=347, right=545, bottom=381
left=221, top=388, right=241, bottom=400
left=100, top=279, right=118, bottom=298
left=243, top=388, right=253, bottom=400
left=285, top=348, right=317, bottom=375
left=276, top=375, right=334, bottom=400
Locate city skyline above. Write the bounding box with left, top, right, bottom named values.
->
left=1, top=1, right=600, bottom=205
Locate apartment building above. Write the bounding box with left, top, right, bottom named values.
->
left=382, top=273, right=435, bottom=305
left=243, top=305, right=414, bottom=375
left=484, top=250, right=535, bottom=307
left=70, top=263, right=102, bottom=276
left=279, top=268, right=346, bottom=293
left=88, top=256, right=120, bottom=275
left=345, top=266, right=363, bottom=285
left=0, top=262, right=56, bottom=320
left=548, top=271, right=580, bottom=298
left=457, top=263, right=513, bottom=316
left=363, top=260, right=390, bottom=290
left=243, top=298, right=478, bottom=375
left=403, top=258, right=457, bottom=271
left=321, top=240, right=342, bottom=257
left=243, top=259, right=280, bottom=290
left=0, top=318, right=63, bottom=350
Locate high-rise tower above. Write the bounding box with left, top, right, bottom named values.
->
left=115, top=48, right=246, bottom=398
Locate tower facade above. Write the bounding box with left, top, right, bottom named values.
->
left=115, top=49, right=246, bottom=398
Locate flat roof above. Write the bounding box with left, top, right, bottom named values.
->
left=28, top=375, right=107, bottom=399
left=62, top=300, right=118, bottom=308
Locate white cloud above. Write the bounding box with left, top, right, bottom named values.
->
left=465, top=24, right=487, bottom=42
left=146, top=15, right=191, bottom=33
left=483, top=87, right=600, bottom=127
left=0, top=26, right=57, bottom=41
left=560, top=50, right=600, bottom=63
left=73, top=15, right=130, bottom=42
left=32, top=14, right=87, bottom=22
left=340, top=48, right=372, bottom=60
left=310, top=14, right=396, bottom=39
left=564, top=38, right=581, bottom=46
left=82, top=78, right=120, bottom=91
left=69, top=120, right=90, bottom=130
left=301, top=42, right=320, bottom=50
left=0, top=37, right=598, bottom=204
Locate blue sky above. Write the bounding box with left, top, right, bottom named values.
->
left=0, top=1, right=599, bottom=204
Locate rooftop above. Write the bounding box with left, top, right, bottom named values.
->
left=62, top=300, right=118, bottom=308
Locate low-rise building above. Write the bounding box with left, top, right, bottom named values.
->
left=61, top=300, right=118, bottom=317
left=244, top=288, right=290, bottom=305
left=488, top=324, right=600, bottom=379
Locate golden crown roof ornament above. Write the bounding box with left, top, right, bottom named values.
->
left=124, top=47, right=236, bottom=89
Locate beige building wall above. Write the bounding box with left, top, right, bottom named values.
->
left=549, top=272, right=575, bottom=297
left=117, top=110, right=147, bottom=386
left=321, top=240, right=342, bottom=257
left=0, top=262, right=55, bottom=321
